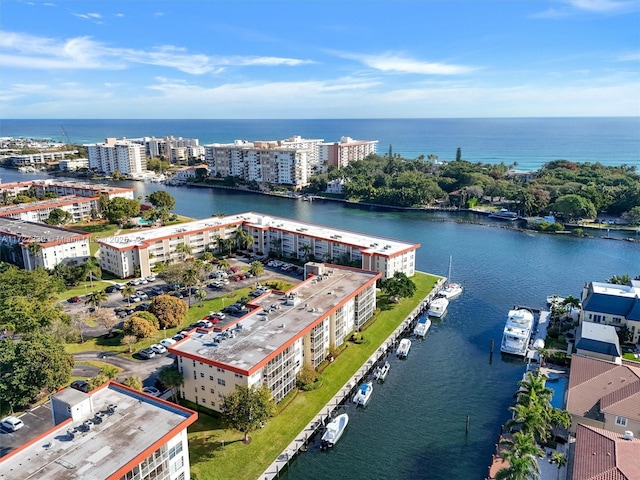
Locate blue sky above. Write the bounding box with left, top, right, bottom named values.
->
left=1, top=0, right=639, bottom=118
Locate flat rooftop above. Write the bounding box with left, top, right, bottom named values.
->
left=98, top=212, right=418, bottom=257
left=0, top=383, right=197, bottom=480
left=0, top=179, right=133, bottom=194
left=592, top=281, right=640, bottom=298
left=0, top=217, right=88, bottom=243
left=0, top=195, right=97, bottom=215
left=171, top=266, right=379, bottom=373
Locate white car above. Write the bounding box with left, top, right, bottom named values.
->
left=150, top=343, right=167, bottom=354
left=142, top=386, right=161, bottom=396
left=145, top=276, right=156, bottom=282
left=160, top=338, right=177, bottom=348
left=136, top=291, right=149, bottom=300
left=1, top=416, right=24, bottom=432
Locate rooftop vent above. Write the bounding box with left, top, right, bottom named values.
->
left=623, top=431, right=634, bottom=440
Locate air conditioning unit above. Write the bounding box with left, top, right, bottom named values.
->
left=623, top=430, right=634, bottom=440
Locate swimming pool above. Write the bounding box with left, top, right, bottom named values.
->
left=546, top=377, right=567, bottom=409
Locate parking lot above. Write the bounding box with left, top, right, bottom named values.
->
left=1, top=403, right=53, bottom=457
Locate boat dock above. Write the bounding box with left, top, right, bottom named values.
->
left=259, top=276, right=445, bottom=479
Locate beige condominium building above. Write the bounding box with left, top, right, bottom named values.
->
left=170, top=262, right=380, bottom=412
left=0, top=217, right=91, bottom=270
left=97, top=212, right=419, bottom=280
left=0, top=179, right=135, bottom=203
left=0, top=382, right=197, bottom=480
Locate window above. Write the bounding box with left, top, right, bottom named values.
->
left=217, top=378, right=226, bottom=386
left=201, top=385, right=205, bottom=391
left=210, top=388, right=215, bottom=394
left=616, top=416, right=627, bottom=426
left=200, top=372, right=204, bottom=378
left=209, top=375, right=214, bottom=381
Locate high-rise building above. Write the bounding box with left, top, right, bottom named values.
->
left=86, top=138, right=145, bottom=175
left=319, top=136, right=378, bottom=170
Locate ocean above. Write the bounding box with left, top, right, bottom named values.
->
left=1, top=118, right=639, bottom=171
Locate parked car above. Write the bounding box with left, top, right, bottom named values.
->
left=142, top=386, right=161, bottom=396
left=160, top=338, right=177, bottom=348
left=1, top=416, right=24, bottom=432
left=68, top=296, right=81, bottom=303
left=104, top=285, right=117, bottom=293
left=196, top=320, right=213, bottom=329
left=150, top=343, right=167, bottom=354
left=70, top=380, right=90, bottom=393
left=209, top=311, right=225, bottom=320
left=145, top=276, right=156, bottom=282
left=136, top=291, right=149, bottom=300
left=138, top=348, right=156, bottom=359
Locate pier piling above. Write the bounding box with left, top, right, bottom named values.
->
left=489, top=339, right=494, bottom=364
left=466, top=415, right=470, bottom=434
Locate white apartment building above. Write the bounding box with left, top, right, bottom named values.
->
left=0, top=217, right=91, bottom=270
left=170, top=263, right=379, bottom=412
left=8, top=150, right=79, bottom=168
left=319, top=136, right=378, bottom=169
left=137, top=136, right=201, bottom=160
left=86, top=138, right=145, bottom=175
left=58, top=158, right=89, bottom=171
left=0, top=382, right=197, bottom=480
left=0, top=195, right=99, bottom=223
left=580, top=280, right=640, bottom=344
left=97, top=212, right=419, bottom=280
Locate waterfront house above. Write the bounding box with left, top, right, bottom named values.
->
left=565, top=355, right=640, bottom=436
left=169, top=263, right=379, bottom=412
left=572, top=424, right=640, bottom=480
left=575, top=322, right=622, bottom=364
left=580, top=280, right=640, bottom=344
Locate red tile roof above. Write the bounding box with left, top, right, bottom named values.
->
left=573, top=424, right=640, bottom=480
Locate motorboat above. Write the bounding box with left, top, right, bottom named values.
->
left=428, top=297, right=449, bottom=318
left=440, top=255, right=463, bottom=299
left=373, top=361, right=390, bottom=382
left=397, top=338, right=411, bottom=358
left=352, top=382, right=373, bottom=407
left=489, top=208, right=519, bottom=220
left=500, top=309, right=535, bottom=356
left=546, top=294, right=565, bottom=307
left=413, top=316, right=432, bottom=338
left=320, top=413, right=349, bottom=450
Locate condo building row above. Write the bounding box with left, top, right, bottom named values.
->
left=97, top=212, right=418, bottom=280
left=84, top=135, right=377, bottom=187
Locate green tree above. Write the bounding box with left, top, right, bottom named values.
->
left=175, top=242, right=192, bottom=261
left=0, top=333, right=74, bottom=408
left=83, top=257, right=102, bottom=287
left=147, top=191, right=175, bottom=213
left=44, top=208, right=73, bottom=226
left=606, top=274, right=631, bottom=285
left=549, top=194, right=596, bottom=221
left=149, top=294, right=188, bottom=329
left=221, top=385, right=276, bottom=443
left=249, top=261, right=264, bottom=282
left=158, top=365, right=184, bottom=402
left=85, top=290, right=108, bottom=310
left=379, top=272, right=416, bottom=299
left=105, top=197, right=140, bottom=224
left=622, top=205, right=640, bottom=225
left=122, top=285, right=136, bottom=305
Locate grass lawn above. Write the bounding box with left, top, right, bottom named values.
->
left=188, top=272, right=439, bottom=480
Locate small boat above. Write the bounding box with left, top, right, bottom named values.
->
left=489, top=208, right=519, bottom=220
left=397, top=338, right=411, bottom=358
left=320, top=413, right=349, bottom=450
left=413, top=316, right=431, bottom=338
left=373, top=361, right=390, bottom=382
left=428, top=297, right=449, bottom=318
left=440, top=255, right=463, bottom=299
left=546, top=294, right=565, bottom=307
left=352, top=382, right=373, bottom=407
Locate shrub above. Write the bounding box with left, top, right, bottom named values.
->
left=149, top=294, right=188, bottom=329
left=123, top=316, right=158, bottom=338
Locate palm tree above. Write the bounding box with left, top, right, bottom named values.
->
left=500, top=431, right=544, bottom=461
left=122, top=285, right=136, bottom=305
left=496, top=432, right=542, bottom=480
left=507, top=402, right=551, bottom=443
left=218, top=259, right=230, bottom=271
left=158, top=365, right=184, bottom=402
left=85, top=290, right=108, bottom=310
left=26, top=242, right=42, bottom=268
left=249, top=261, right=264, bottom=283
left=181, top=264, right=201, bottom=306
left=175, top=242, right=192, bottom=261
left=195, top=288, right=207, bottom=306
left=517, top=372, right=553, bottom=403
left=83, top=257, right=102, bottom=288
left=299, top=244, right=312, bottom=262
left=550, top=452, right=567, bottom=480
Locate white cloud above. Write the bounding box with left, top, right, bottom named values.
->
left=335, top=51, right=474, bottom=75
left=562, top=0, right=638, bottom=12
left=0, top=31, right=314, bottom=74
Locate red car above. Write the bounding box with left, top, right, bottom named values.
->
left=68, top=296, right=81, bottom=303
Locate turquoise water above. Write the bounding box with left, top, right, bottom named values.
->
left=547, top=377, right=567, bottom=410
left=1, top=118, right=638, bottom=171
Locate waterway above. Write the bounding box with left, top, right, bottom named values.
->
left=1, top=168, right=638, bottom=478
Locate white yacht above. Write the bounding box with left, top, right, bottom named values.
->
left=320, top=413, right=349, bottom=450
left=428, top=297, right=449, bottom=318
left=352, top=382, right=373, bottom=407
left=397, top=338, right=411, bottom=358
left=500, top=309, right=535, bottom=356
left=413, top=316, right=432, bottom=338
